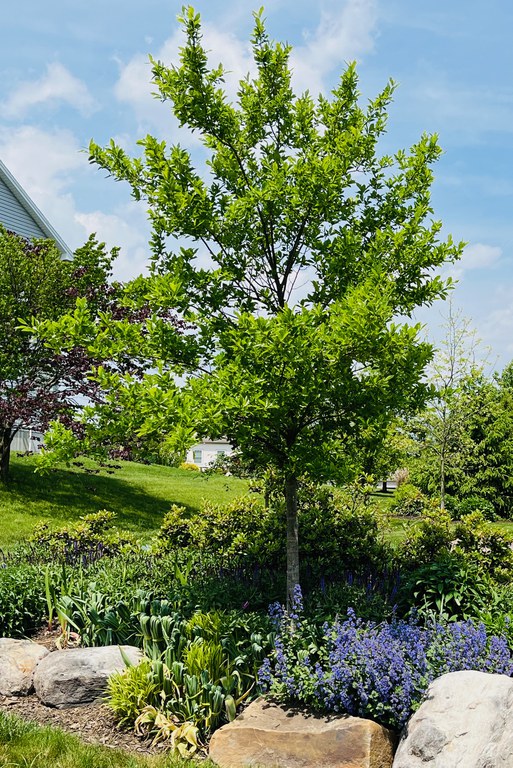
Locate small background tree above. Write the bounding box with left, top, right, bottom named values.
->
left=407, top=305, right=490, bottom=508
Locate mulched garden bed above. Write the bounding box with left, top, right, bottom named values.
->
left=0, top=626, right=167, bottom=756
left=0, top=693, right=166, bottom=755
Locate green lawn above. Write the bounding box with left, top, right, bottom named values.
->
left=0, top=711, right=214, bottom=768
left=0, top=455, right=249, bottom=550
left=2, top=457, right=513, bottom=552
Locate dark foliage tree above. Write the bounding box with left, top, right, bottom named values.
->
left=0, top=227, right=138, bottom=481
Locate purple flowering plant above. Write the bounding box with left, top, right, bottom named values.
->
left=259, top=586, right=513, bottom=729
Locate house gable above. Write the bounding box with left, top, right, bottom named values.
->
left=0, top=159, right=71, bottom=256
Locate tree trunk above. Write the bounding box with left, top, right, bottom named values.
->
left=440, top=452, right=446, bottom=509
left=0, top=427, right=12, bottom=483
left=285, top=474, right=300, bottom=610
left=381, top=480, right=388, bottom=493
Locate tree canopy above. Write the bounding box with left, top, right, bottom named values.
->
left=33, top=7, right=462, bottom=604
left=0, top=228, right=123, bottom=481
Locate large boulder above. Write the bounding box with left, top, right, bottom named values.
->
left=0, top=638, right=49, bottom=696
left=393, top=670, right=513, bottom=767
left=209, top=697, right=397, bottom=768
left=33, top=645, right=142, bottom=708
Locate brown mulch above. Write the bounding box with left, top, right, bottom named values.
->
left=0, top=694, right=167, bottom=755
left=0, top=627, right=167, bottom=757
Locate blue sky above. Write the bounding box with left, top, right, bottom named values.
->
left=1, top=0, right=512, bottom=367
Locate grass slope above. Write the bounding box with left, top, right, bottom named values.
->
left=0, top=456, right=249, bottom=550
left=2, top=457, right=512, bottom=552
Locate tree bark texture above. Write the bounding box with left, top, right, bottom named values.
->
left=440, top=454, right=446, bottom=509
left=0, top=427, right=12, bottom=483
left=285, top=474, right=300, bottom=610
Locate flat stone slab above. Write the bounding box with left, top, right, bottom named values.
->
left=0, top=638, right=49, bottom=696
left=33, top=645, right=142, bottom=708
left=393, top=671, right=513, bottom=767
left=209, top=697, right=397, bottom=768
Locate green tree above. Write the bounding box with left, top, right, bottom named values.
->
left=36, top=8, right=461, bottom=604
left=455, top=367, right=513, bottom=516
left=408, top=306, right=487, bottom=508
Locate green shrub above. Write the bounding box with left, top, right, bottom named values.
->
left=453, top=512, right=513, bottom=580
left=188, top=495, right=270, bottom=560
left=398, top=507, right=453, bottom=568
left=389, top=483, right=432, bottom=517
left=297, top=485, right=390, bottom=579
left=475, top=583, right=513, bottom=650
left=0, top=564, right=46, bottom=636
left=179, top=462, right=200, bottom=471
left=156, top=487, right=392, bottom=582
left=157, top=495, right=272, bottom=561
left=399, top=555, right=493, bottom=622
left=28, top=510, right=136, bottom=563
left=453, top=496, right=497, bottom=521
left=157, top=505, right=192, bottom=550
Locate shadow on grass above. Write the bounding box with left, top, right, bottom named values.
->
left=2, top=459, right=185, bottom=534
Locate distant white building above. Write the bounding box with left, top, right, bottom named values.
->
left=185, top=439, right=233, bottom=470
left=11, top=428, right=43, bottom=455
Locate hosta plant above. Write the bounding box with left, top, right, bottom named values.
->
left=107, top=608, right=273, bottom=741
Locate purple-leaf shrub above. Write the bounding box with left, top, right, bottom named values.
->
left=259, top=588, right=513, bottom=729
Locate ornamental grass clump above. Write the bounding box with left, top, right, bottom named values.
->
left=259, top=587, right=513, bottom=729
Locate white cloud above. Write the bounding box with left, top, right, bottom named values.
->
left=75, top=205, right=150, bottom=280
left=114, top=24, right=254, bottom=137
left=114, top=0, right=377, bottom=134
left=0, top=125, right=150, bottom=279
left=480, top=303, right=513, bottom=364
left=0, top=125, right=86, bottom=247
left=0, top=125, right=83, bottom=193
left=290, top=0, right=378, bottom=94
left=459, top=242, right=502, bottom=271
left=114, top=52, right=158, bottom=128
left=2, top=62, right=98, bottom=119
left=442, top=242, right=502, bottom=282
left=410, top=78, right=513, bottom=145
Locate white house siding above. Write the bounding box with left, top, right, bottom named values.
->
left=0, top=176, right=47, bottom=241
left=11, top=428, right=43, bottom=454
left=185, top=440, right=233, bottom=469
left=0, top=159, right=71, bottom=256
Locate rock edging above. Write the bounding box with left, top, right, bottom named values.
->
left=0, top=639, right=141, bottom=708
left=209, top=697, right=397, bottom=768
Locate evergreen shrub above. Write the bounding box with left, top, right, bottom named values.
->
left=157, top=486, right=392, bottom=583
left=453, top=495, right=497, bottom=521
left=28, top=510, right=135, bottom=564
